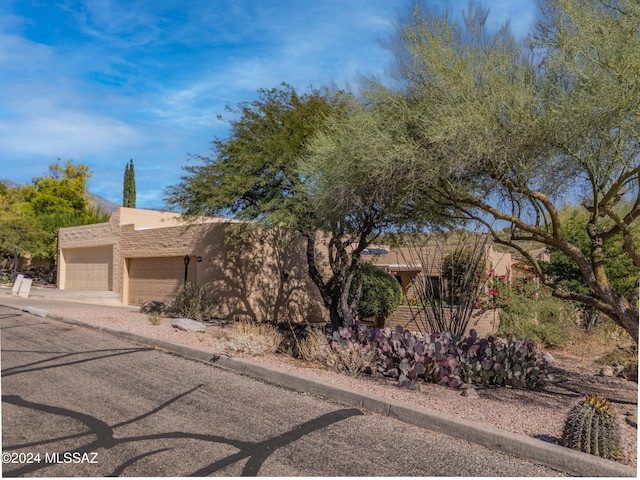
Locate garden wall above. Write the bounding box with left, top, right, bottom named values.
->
left=383, top=305, right=499, bottom=338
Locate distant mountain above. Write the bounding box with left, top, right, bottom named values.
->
left=90, top=194, right=120, bottom=213
left=0, top=179, right=20, bottom=189
left=0, top=179, right=120, bottom=214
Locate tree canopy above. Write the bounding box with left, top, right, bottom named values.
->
left=165, top=84, right=442, bottom=329
left=372, top=0, right=640, bottom=342
left=1, top=160, right=109, bottom=263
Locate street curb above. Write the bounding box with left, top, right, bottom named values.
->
left=8, top=306, right=638, bottom=477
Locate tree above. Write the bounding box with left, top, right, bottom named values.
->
left=22, top=160, right=109, bottom=261
left=300, top=93, right=450, bottom=329
left=379, top=0, right=640, bottom=342
left=166, top=84, right=437, bottom=330
left=0, top=185, right=47, bottom=261
left=541, top=204, right=640, bottom=308
left=166, top=84, right=354, bottom=329
left=123, top=159, right=136, bottom=208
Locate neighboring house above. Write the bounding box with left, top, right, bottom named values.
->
left=57, top=207, right=328, bottom=324
left=360, top=244, right=512, bottom=298
left=511, top=248, right=550, bottom=285
left=359, top=242, right=513, bottom=337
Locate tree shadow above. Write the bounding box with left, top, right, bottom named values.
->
left=2, top=391, right=362, bottom=477
left=195, top=224, right=326, bottom=324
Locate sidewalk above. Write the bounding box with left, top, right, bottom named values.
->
left=0, top=286, right=636, bottom=477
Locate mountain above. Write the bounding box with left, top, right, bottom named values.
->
left=90, top=194, right=120, bottom=213
left=0, top=179, right=120, bottom=214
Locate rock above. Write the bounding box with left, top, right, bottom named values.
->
left=541, top=352, right=555, bottom=365
left=171, top=318, right=206, bottom=332
left=139, top=301, right=167, bottom=315
left=598, top=365, right=614, bottom=377
left=625, top=415, right=637, bottom=428
left=461, top=387, right=479, bottom=398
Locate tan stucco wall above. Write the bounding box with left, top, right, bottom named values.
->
left=383, top=305, right=499, bottom=337
left=58, top=208, right=328, bottom=324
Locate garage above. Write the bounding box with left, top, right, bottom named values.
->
left=127, top=257, right=195, bottom=305
left=63, top=246, right=113, bottom=290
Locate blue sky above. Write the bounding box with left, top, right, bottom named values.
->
left=0, top=0, right=538, bottom=210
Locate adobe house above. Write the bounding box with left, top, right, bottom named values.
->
left=359, top=243, right=512, bottom=337
left=57, top=208, right=513, bottom=335
left=57, top=207, right=328, bottom=324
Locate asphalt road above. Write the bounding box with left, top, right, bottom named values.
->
left=1, top=306, right=566, bottom=477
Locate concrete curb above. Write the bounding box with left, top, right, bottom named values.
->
left=9, top=306, right=639, bottom=477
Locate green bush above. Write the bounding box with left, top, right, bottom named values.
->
left=494, top=284, right=575, bottom=347
left=170, top=282, right=218, bottom=321
left=355, top=262, right=403, bottom=323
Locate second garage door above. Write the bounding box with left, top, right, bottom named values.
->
left=128, top=257, right=195, bottom=305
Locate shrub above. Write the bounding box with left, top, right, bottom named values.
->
left=356, top=262, right=403, bottom=325
left=297, top=328, right=330, bottom=362
left=148, top=313, right=161, bottom=326
left=170, top=282, right=218, bottom=321
left=561, top=395, right=622, bottom=460
left=222, top=320, right=283, bottom=355
left=496, top=284, right=575, bottom=347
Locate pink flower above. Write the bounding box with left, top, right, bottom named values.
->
left=487, top=269, right=495, bottom=278
left=489, top=289, right=499, bottom=296
left=501, top=297, right=508, bottom=303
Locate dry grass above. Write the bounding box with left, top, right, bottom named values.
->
left=220, top=320, right=284, bottom=355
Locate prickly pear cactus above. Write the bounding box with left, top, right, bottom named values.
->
left=561, top=394, right=621, bottom=460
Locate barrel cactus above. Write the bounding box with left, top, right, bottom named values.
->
left=561, top=394, right=621, bottom=460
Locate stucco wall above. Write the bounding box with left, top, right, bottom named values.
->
left=382, top=305, right=499, bottom=338
left=57, top=208, right=329, bottom=324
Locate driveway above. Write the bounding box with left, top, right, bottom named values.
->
left=0, top=306, right=566, bottom=476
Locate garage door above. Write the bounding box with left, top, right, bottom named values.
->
left=64, top=246, right=113, bottom=290
left=128, top=257, right=195, bottom=305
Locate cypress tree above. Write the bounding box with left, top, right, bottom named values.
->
left=123, top=161, right=130, bottom=207
left=123, top=159, right=136, bottom=208
left=128, top=159, right=136, bottom=208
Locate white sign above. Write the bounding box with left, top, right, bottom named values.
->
left=17, top=278, right=32, bottom=298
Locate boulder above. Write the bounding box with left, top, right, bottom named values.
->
left=171, top=318, right=206, bottom=333
left=598, top=365, right=615, bottom=377
left=541, top=352, right=555, bottom=365
left=460, top=385, right=479, bottom=398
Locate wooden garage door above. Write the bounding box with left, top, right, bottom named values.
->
left=128, top=257, right=195, bottom=305
left=64, top=246, right=113, bottom=290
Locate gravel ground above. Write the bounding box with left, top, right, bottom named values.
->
left=47, top=306, right=638, bottom=468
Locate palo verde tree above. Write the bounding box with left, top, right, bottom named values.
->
left=123, top=159, right=136, bottom=208
left=301, top=92, right=451, bottom=328
left=166, top=84, right=437, bottom=330
left=379, top=0, right=640, bottom=342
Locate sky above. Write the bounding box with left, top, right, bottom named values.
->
left=0, top=0, right=538, bottom=210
